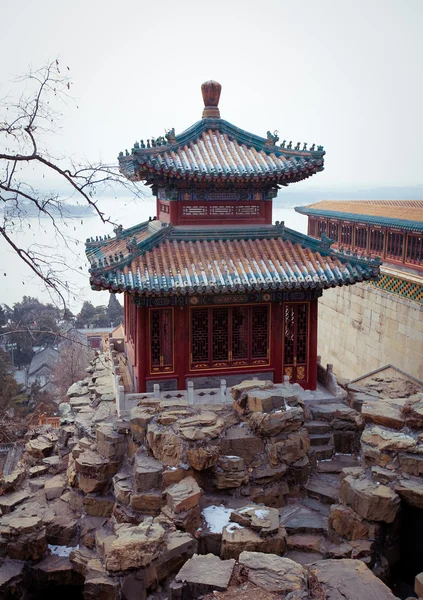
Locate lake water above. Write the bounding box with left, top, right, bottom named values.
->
left=0, top=197, right=308, bottom=311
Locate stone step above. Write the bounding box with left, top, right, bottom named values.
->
left=316, top=454, right=360, bottom=474
left=304, top=420, right=331, bottom=434
left=305, top=474, right=340, bottom=505
left=285, top=550, right=325, bottom=565
left=309, top=433, right=333, bottom=447
left=279, top=503, right=329, bottom=536
left=308, top=443, right=334, bottom=461
left=287, top=533, right=326, bottom=554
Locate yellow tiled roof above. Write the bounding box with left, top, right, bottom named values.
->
left=303, top=200, right=423, bottom=223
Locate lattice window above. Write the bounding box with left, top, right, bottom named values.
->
left=283, top=305, right=295, bottom=365
left=406, top=235, right=423, bottom=265
left=341, top=224, right=352, bottom=246
left=386, top=232, right=404, bottom=260
left=129, top=301, right=136, bottom=341
left=210, top=206, right=234, bottom=215
left=232, top=307, right=248, bottom=359
left=182, top=206, right=208, bottom=216
left=212, top=308, right=229, bottom=362
left=191, top=308, right=209, bottom=364
left=160, top=203, right=170, bottom=214
left=235, top=206, right=260, bottom=215
left=296, top=304, right=308, bottom=364
left=150, top=309, right=173, bottom=372
left=370, top=229, right=385, bottom=254
left=355, top=227, right=368, bottom=250
left=308, top=218, right=317, bottom=237
left=329, top=222, right=339, bottom=242
left=251, top=306, right=269, bottom=359
left=190, top=305, right=269, bottom=370
left=317, top=220, right=327, bottom=237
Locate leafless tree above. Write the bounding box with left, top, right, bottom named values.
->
left=0, top=59, right=142, bottom=306
left=52, top=330, right=93, bottom=398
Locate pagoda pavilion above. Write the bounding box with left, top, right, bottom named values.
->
left=86, top=81, right=380, bottom=393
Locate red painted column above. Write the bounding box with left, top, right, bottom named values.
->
left=272, top=302, right=283, bottom=383
left=169, top=202, right=179, bottom=225
left=174, top=305, right=189, bottom=389
left=136, top=305, right=147, bottom=392
left=265, top=200, right=273, bottom=224
left=308, top=298, right=318, bottom=390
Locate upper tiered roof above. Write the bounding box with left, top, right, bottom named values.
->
left=118, top=81, right=325, bottom=187
left=296, top=200, right=423, bottom=232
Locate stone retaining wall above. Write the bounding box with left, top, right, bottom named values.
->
left=318, top=283, right=423, bottom=381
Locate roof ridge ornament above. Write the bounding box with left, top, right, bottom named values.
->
left=201, top=80, right=221, bottom=119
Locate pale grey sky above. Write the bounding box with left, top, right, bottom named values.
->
left=1, top=0, right=423, bottom=188
left=1, top=0, right=423, bottom=311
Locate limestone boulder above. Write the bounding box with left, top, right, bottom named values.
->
left=4, top=517, right=47, bottom=561
left=221, top=522, right=286, bottom=559
left=74, top=450, right=120, bottom=493
left=246, top=389, right=291, bottom=413
left=267, top=427, right=309, bottom=465
left=130, top=490, right=166, bottom=514
left=340, top=474, right=400, bottom=523
left=248, top=406, right=303, bottom=436
left=96, top=424, right=126, bottom=459
left=220, top=426, right=264, bottom=464
left=130, top=406, right=156, bottom=443
left=0, top=490, right=30, bottom=514
left=309, top=558, right=399, bottom=599
left=361, top=426, right=416, bottom=453
left=403, top=392, right=423, bottom=428
left=171, top=553, right=235, bottom=598
left=45, top=475, right=66, bottom=501
left=214, top=455, right=249, bottom=489
left=362, top=400, right=405, bottom=430
left=106, top=518, right=165, bottom=572
left=134, top=453, right=163, bottom=492
left=230, top=505, right=280, bottom=537
left=187, top=445, right=220, bottom=471
left=83, top=494, right=115, bottom=517
left=146, top=424, right=183, bottom=467
left=0, top=560, right=24, bottom=598
left=161, top=504, right=202, bottom=535
left=154, top=530, right=197, bottom=581
left=398, top=452, right=423, bottom=477
left=25, top=436, right=54, bottom=459
left=67, top=380, right=89, bottom=398
left=395, top=477, right=423, bottom=509
left=239, top=551, right=306, bottom=593
left=231, top=380, right=272, bottom=401
left=329, top=504, right=380, bottom=541
left=166, top=476, right=202, bottom=513
left=177, top=412, right=225, bottom=441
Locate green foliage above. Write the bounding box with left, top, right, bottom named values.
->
left=0, top=348, right=21, bottom=411
left=75, top=296, right=123, bottom=329
left=107, top=294, right=124, bottom=327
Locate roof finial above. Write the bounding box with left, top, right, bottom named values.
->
left=201, top=80, right=221, bottom=119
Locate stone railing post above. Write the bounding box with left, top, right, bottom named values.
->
left=116, top=384, right=125, bottom=417
left=283, top=375, right=290, bottom=388
left=220, top=379, right=226, bottom=403
left=153, top=384, right=160, bottom=399
left=187, top=381, right=194, bottom=405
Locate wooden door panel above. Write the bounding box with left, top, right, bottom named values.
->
left=283, top=303, right=309, bottom=384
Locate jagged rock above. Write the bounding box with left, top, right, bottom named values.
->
left=362, top=400, right=405, bottom=430
left=248, top=406, right=303, bottom=436
left=287, top=533, right=324, bottom=553
left=361, top=426, right=416, bottom=453
left=309, top=558, right=398, bottom=599
left=267, top=427, right=309, bottom=465
left=171, top=553, right=235, bottom=598
left=83, top=494, right=115, bottom=517
left=161, top=504, right=202, bottom=535
left=221, top=522, right=286, bottom=559
left=239, top=551, right=306, bottom=593
left=67, top=380, right=89, bottom=398
left=231, top=380, right=272, bottom=401
left=395, top=478, right=423, bottom=509
left=31, top=554, right=84, bottom=587
left=130, top=406, right=156, bottom=443
left=310, top=403, right=363, bottom=427
left=0, top=559, right=24, bottom=598
left=166, top=476, right=202, bottom=513
left=146, top=425, right=183, bottom=467
left=246, top=390, right=290, bottom=413
left=45, top=474, right=66, bottom=501
left=29, top=465, right=49, bottom=478
left=404, top=393, right=423, bottom=428
left=113, top=473, right=133, bottom=505
left=187, top=445, right=220, bottom=470
left=415, top=572, right=423, bottom=598
left=96, top=424, right=126, bottom=459
left=25, top=436, right=54, bottom=459
left=214, top=455, right=249, bottom=489
left=340, top=473, right=400, bottom=523
left=134, top=454, right=163, bottom=492
left=329, top=504, right=380, bottom=541
left=84, top=573, right=120, bottom=600
left=3, top=517, right=47, bottom=561
left=230, top=506, right=280, bottom=536
left=0, top=490, right=30, bottom=514
left=154, top=530, right=197, bottom=581
left=46, top=515, right=78, bottom=545
left=220, top=426, right=264, bottom=464
left=74, top=450, right=120, bottom=493
left=251, top=463, right=288, bottom=485
left=398, top=452, right=423, bottom=476
left=106, top=518, right=165, bottom=572
left=130, top=490, right=166, bottom=514
left=177, top=412, right=225, bottom=441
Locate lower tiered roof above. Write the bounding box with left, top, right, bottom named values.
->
left=86, top=220, right=381, bottom=295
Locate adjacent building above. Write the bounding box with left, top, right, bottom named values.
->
left=86, top=82, right=380, bottom=392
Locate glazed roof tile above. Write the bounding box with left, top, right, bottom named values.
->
left=296, top=200, right=423, bottom=232
left=86, top=222, right=379, bottom=295
left=119, top=119, right=325, bottom=185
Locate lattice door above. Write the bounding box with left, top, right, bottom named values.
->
left=150, top=309, right=173, bottom=372
left=283, top=303, right=308, bottom=383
